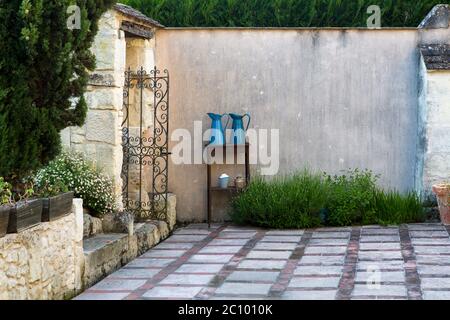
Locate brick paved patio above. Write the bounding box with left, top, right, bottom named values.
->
left=75, top=223, right=450, bottom=300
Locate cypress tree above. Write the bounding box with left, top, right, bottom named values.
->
left=0, top=0, right=116, bottom=181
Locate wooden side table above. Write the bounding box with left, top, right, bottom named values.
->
left=205, top=143, right=250, bottom=228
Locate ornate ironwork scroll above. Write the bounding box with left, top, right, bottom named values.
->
left=121, top=66, right=169, bottom=222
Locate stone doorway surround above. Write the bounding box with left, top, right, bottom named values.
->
left=61, top=4, right=165, bottom=210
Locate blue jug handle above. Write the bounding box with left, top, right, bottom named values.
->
left=243, top=113, right=251, bottom=131
left=222, top=113, right=230, bottom=130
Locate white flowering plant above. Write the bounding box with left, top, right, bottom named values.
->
left=34, top=151, right=116, bottom=216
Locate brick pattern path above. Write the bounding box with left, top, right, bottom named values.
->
left=75, top=223, right=450, bottom=300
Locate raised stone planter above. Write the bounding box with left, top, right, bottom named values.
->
left=432, top=184, right=450, bottom=225
left=0, top=199, right=84, bottom=300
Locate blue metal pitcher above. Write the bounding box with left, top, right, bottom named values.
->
left=229, top=113, right=251, bottom=144
left=207, top=113, right=229, bottom=145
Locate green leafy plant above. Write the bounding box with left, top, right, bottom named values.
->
left=123, top=0, right=442, bottom=27
left=324, top=169, right=379, bottom=226
left=36, top=180, right=70, bottom=198
left=0, top=177, right=34, bottom=205
left=0, top=177, right=13, bottom=205
left=34, top=151, right=115, bottom=216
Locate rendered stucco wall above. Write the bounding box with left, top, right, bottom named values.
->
left=422, top=69, right=450, bottom=195
left=155, top=28, right=448, bottom=222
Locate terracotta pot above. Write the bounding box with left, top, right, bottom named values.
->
left=432, top=184, right=450, bottom=225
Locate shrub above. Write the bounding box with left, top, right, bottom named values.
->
left=0, top=0, right=116, bottom=181
left=231, top=170, right=327, bottom=229
left=34, top=152, right=115, bottom=216
left=231, top=169, right=425, bottom=229
left=324, top=169, right=378, bottom=226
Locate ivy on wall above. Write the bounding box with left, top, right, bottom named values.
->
left=122, top=0, right=442, bottom=27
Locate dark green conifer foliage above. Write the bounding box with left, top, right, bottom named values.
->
left=123, top=0, right=443, bottom=27
left=0, top=0, right=115, bottom=179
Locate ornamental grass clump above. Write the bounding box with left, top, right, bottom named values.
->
left=230, top=170, right=327, bottom=229
left=34, top=152, right=115, bottom=216
left=372, top=190, right=425, bottom=225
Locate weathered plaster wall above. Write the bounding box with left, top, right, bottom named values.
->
left=155, top=28, right=448, bottom=222
left=0, top=199, right=84, bottom=300
left=422, top=69, right=450, bottom=195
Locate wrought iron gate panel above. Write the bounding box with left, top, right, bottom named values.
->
left=121, top=66, right=169, bottom=222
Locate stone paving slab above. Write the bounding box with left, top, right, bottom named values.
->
left=355, top=271, right=405, bottom=283
left=188, top=254, right=234, bottom=263
left=304, top=246, right=347, bottom=255
left=160, top=274, right=216, bottom=285
left=90, top=279, right=147, bottom=291
left=299, top=255, right=345, bottom=265
left=126, top=258, right=176, bottom=268
left=218, top=232, right=257, bottom=238
left=357, top=260, right=405, bottom=271
left=360, top=235, right=400, bottom=242
left=423, top=291, right=450, bottom=300
left=414, top=246, right=450, bottom=254
left=215, top=282, right=273, bottom=296
left=247, top=250, right=292, bottom=259
left=359, top=243, right=401, bottom=250
left=352, top=284, right=407, bottom=297
left=308, top=239, right=349, bottom=246
left=282, top=290, right=338, bottom=300
left=238, top=259, right=287, bottom=270
left=227, top=271, right=280, bottom=282
left=143, top=286, right=203, bottom=299
left=110, top=268, right=161, bottom=279
left=74, top=292, right=130, bottom=300
left=288, top=277, right=341, bottom=288
left=198, top=246, right=243, bottom=254
left=358, top=251, right=403, bottom=260
left=76, top=223, right=450, bottom=300
left=175, top=264, right=224, bottom=274
left=421, top=278, right=450, bottom=289
left=153, top=242, right=195, bottom=250
left=142, top=250, right=187, bottom=258
left=416, top=255, right=450, bottom=265
left=294, top=266, right=343, bottom=276
left=261, top=235, right=302, bottom=242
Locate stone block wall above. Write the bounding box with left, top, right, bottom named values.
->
left=0, top=199, right=84, bottom=300
left=61, top=10, right=127, bottom=208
